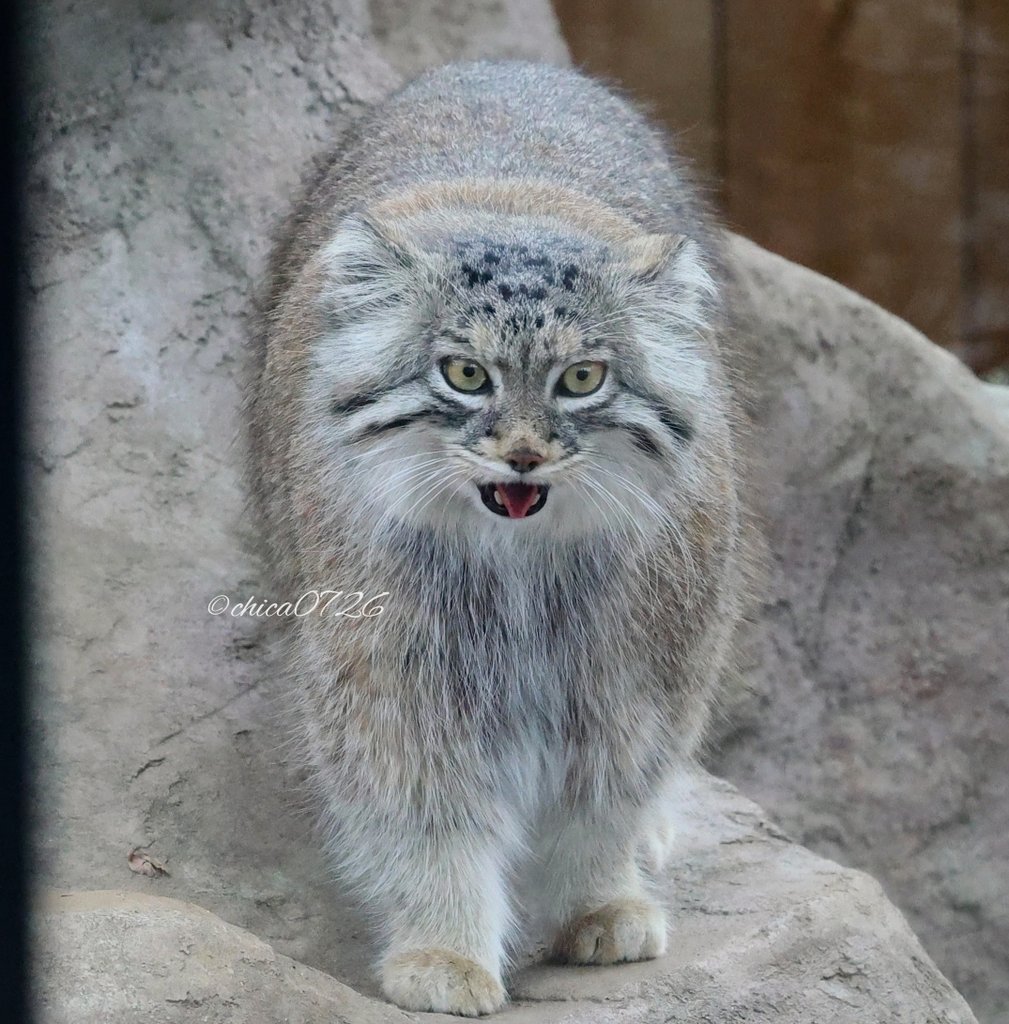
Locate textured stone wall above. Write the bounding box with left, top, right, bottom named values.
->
left=27, top=1, right=1003, bottom=1020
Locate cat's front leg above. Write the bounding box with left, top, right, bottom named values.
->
left=325, top=787, right=515, bottom=1016
left=378, top=829, right=511, bottom=1016
left=535, top=802, right=668, bottom=966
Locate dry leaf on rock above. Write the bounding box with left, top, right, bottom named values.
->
left=127, top=847, right=169, bottom=878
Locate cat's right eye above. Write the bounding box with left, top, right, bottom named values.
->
left=441, top=357, right=491, bottom=394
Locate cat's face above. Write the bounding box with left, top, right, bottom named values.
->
left=309, top=213, right=718, bottom=544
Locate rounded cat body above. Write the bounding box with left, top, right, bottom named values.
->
left=246, top=61, right=746, bottom=1016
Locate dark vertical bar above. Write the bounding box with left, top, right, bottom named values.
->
left=0, top=0, right=28, bottom=1020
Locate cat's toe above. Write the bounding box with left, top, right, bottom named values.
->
left=381, top=948, right=506, bottom=1016
left=552, top=899, right=667, bottom=965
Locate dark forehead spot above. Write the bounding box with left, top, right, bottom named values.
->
left=452, top=239, right=594, bottom=319
left=482, top=302, right=496, bottom=317
left=461, top=262, right=493, bottom=288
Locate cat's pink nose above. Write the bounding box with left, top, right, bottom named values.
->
left=505, top=448, right=546, bottom=473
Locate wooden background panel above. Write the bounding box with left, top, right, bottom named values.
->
left=553, top=0, right=719, bottom=173
left=962, top=0, right=1009, bottom=373
left=722, top=0, right=963, bottom=347
left=553, top=0, right=1008, bottom=368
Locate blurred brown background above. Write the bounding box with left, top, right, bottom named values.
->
left=553, top=0, right=1009, bottom=375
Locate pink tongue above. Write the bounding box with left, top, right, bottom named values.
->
left=498, top=483, right=541, bottom=518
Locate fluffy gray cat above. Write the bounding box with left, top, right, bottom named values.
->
left=246, top=60, right=746, bottom=1016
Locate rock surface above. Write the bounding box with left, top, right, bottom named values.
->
left=711, top=237, right=1009, bottom=1022
left=26, top=0, right=999, bottom=1021
left=35, top=775, right=977, bottom=1023
left=35, top=891, right=414, bottom=1024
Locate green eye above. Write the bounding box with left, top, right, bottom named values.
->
left=557, top=361, right=607, bottom=397
left=442, top=357, right=490, bottom=393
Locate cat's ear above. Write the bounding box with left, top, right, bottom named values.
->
left=619, top=233, right=685, bottom=282
left=357, top=212, right=428, bottom=270
left=318, top=212, right=426, bottom=314
left=618, top=232, right=717, bottom=312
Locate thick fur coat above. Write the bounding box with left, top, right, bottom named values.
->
left=246, top=61, right=746, bottom=1016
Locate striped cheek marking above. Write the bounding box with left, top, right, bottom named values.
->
left=340, top=390, right=473, bottom=442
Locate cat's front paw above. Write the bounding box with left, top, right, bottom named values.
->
left=381, top=948, right=506, bottom=1016
left=552, top=899, right=667, bottom=965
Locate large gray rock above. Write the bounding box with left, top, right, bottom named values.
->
left=35, top=892, right=413, bottom=1024
left=36, top=774, right=976, bottom=1023
left=26, top=0, right=997, bottom=1021
left=712, top=237, right=1009, bottom=1022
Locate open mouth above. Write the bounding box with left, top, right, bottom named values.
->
left=478, top=482, right=549, bottom=519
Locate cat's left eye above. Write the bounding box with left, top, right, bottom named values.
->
left=556, top=361, right=607, bottom=397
